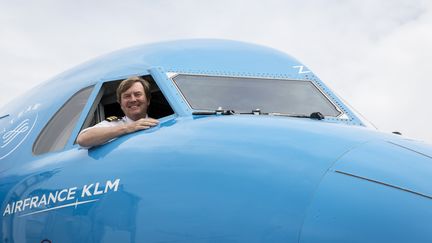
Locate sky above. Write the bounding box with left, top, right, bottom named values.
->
left=1, top=0, right=432, bottom=143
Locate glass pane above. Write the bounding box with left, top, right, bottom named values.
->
left=33, top=86, right=93, bottom=155
left=173, top=75, right=340, bottom=116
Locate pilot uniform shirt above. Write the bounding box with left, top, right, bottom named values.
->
left=90, top=116, right=133, bottom=129
left=80, top=116, right=135, bottom=134
left=78, top=116, right=141, bottom=147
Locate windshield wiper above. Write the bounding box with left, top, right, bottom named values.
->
left=238, top=109, right=324, bottom=120
left=192, top=107, right=235, bottom=116
left=269, top=112, right=325, bottom=120
left=194, top=108, right=264, bottom=116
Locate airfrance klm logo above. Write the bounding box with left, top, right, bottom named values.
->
left=3, top=179, right=120, bottom=217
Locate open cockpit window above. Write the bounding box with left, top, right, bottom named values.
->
left=172, top=74, right=341, bottom=117
left=77, top=75, right=174, bottom=138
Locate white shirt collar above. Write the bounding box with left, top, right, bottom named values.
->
left=124, top=114, right=148, bottom=123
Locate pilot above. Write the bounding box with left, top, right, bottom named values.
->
left=76, top=76, right=159, bottom=147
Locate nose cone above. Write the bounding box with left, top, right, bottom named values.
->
left=98, top=115, right=383, bottom=242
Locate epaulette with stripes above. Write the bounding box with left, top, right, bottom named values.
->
left=105, top=116, right=120, bottom=122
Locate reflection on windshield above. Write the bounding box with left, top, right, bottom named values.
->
left=173, top=75, right=341, bottom=117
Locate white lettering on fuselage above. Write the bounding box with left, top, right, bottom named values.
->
left=292, top=65, right=312, bottom=74
left=0, top=103, right=41, bottom=160
left=2, top=179, right=120, bottom=217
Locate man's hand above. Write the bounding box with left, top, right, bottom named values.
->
left=125, top=118, right=159, bottom=133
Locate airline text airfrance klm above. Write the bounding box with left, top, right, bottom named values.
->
left=3, top=179, right=120, bottom=217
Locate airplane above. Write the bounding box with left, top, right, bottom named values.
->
left=1, top=39, right=432, bottom=243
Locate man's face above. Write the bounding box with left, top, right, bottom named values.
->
left=120, top=82, right=149, bottom=121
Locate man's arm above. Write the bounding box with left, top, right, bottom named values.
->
left=76, top=118, right=159, bottom=147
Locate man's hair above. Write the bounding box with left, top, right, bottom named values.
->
left=116, top=76, right=151, bottom=103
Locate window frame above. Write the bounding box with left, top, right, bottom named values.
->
left=170, top=73, right=344, bottom=118
left=32, top=85, right=95, bottom=155
left=71, top=74, right=177, bottom=146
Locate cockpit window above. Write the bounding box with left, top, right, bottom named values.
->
left=77, top=75, right=174, bottom=137
left=172, top=74, right=341, bottom=116
left=33, top=86, right=94, bottom=155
